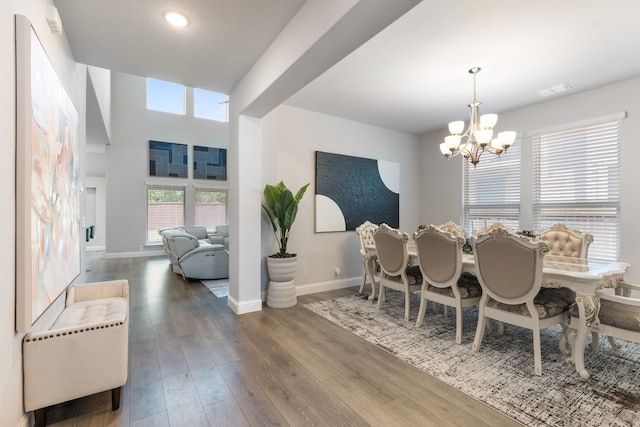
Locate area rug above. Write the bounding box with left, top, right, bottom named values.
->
left=200, top=279, right=229, bottom=297
left=304, top=292, right=640, bottom=427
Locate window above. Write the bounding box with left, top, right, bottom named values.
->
left=147, top=186, right=185, bottom=242
left=195, top=188, right=227, bottom=229
left=194, top=88, right=228, bottom=122
left=532, top=115, right=623, bottom=260
left=463, top=141, right=521, bottom=234
left=147, top=78, right=185, bottom=115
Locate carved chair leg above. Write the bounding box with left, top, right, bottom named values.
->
left=111, top=387, right=122, bottom=410
left=34, top=408, right=46, bottom=427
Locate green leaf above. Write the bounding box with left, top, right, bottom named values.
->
left=261, top=181, right=309, bottom=255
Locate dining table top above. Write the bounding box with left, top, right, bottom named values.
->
left=461, top=253, right=630, bottom=280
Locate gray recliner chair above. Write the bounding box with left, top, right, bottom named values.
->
left=164, top=230, right=229, bottom=280
left=208, top=224, right=229, bottom=250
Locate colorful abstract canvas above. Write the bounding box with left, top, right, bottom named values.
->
left=16, top=16, right=81, bottom=331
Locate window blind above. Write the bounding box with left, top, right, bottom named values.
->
left=147, top=185, right=185, bottom=242
left=532, top=118, right=622, bottom=260
left=463, top=140, right=521, bottom=234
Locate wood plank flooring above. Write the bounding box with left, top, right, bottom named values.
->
left=43, top=253, right=523, bottom=426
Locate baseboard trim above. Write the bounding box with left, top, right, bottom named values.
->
left=227, top=295, right=263, bottom=314
left=296, top=276, right=361, bottom=296
left=105, top=250, right=165, bottom=259
left=224, top=277, right=362, bottom=315
left=86, top=245, right=106, bottom=252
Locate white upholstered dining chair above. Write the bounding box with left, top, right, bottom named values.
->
left=536, top=223, right=593, bottom=258
left=436, top=220, right=466, bottom=238
left=470, top=225, right=570, bottom=375
left=566, top=281, right=640, bottom=358
left=374, top=224, right=422, bottom=321
left=356, top=220, right=379, bottom=301
left=414, top=225, right=482, bottom=344
left=594, top=282, right=640, bottom=349
left=536, top=223, right=596, bottom=349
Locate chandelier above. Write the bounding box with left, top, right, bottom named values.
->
left=440, top=67, right=516, bottom=167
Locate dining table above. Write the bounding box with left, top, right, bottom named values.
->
left=460, top=253, right=630, bottom=380
left=367, top=242, right=631, bottom=380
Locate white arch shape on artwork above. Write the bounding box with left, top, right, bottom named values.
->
left=315, top=194, right=346, bottom=232
left=378, top=160, right=399, bottom=194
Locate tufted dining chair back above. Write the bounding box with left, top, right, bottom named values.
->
left=536, top=223, right=593, bottom=258
left=436, top=221, right=466, bottom=238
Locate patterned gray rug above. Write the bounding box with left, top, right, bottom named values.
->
left=304, top=291, right=640, bottom=427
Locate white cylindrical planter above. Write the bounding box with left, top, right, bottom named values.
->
left=266, top=256, right=297, bottom=282
left=266, top=255, right=298, bottom=308
left=267, top=280, right=297, bottom=308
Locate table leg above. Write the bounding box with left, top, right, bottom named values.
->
left=572, top=294, right=599, bottom=381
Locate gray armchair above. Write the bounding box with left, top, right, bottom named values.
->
left=164, top=230, right=229, bottom=280
left=208, top=224, right=229, bottom=250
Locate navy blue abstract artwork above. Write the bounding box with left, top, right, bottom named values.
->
left=193, top=146, right=227, bottom=180
left=149, top=140, right=188, bottom=178
left=315, top=151, right=399, bottom=232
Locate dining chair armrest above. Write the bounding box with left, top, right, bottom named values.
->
left=596, top=287, right=640, bottom=306
left=615, top=281, right=640, bottom=298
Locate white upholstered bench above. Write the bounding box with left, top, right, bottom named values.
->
left=23, top=279, right=129, bottom=427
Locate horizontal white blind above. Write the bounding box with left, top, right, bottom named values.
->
left=147, top=185, right=185, bottom=242
left=532, top=119, right=621, bottom=260
left=464, top=141, right=521, bottom=234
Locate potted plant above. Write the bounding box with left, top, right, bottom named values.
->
left=262, top=181, right=309, bottom=280
left=262, top=181, right=309, bottom=308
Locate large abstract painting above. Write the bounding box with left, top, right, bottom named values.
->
left=149, top=140, right=188, bottom=178
left=315, top=151, right=399, bottom=232
left=193, top=145, right=227, bottom=180
left=15, top=15, right=81, bottom=332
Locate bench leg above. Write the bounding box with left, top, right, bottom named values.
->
left=111, top=387, right=122, bottom=411
left=34, top=408, right=46, bottom=427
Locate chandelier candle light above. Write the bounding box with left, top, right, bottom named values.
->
left=440, top=67, right=516, bottom=167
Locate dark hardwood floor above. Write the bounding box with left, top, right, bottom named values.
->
left=43, top=252, right=522, bottom=426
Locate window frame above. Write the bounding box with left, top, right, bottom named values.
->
left=146, top=78, right=186, bottom=116
left=532, top=113, right=624, bottom=261
left=194, top=88, right=228, bottom=122
left=194, top=187, right=228, bottom=230
left=146, top=185, right=185, bottom=243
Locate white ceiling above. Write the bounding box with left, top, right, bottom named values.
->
left=54, top=0, right=640, bottom=137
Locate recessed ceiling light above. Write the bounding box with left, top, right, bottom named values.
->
left=163, top=11, right=190, bottom=28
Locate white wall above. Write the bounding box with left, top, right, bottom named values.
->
left=86, top=176, right=106, bottom=249
left=106, top=72, right=229, bottom=255
left=420, top=76, right=640, bottom=283
left=261, top=105, right=421, bottom=294
left=87, top=65, right=112, bottom=142
left=1, top=1, right=87, bottom=426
